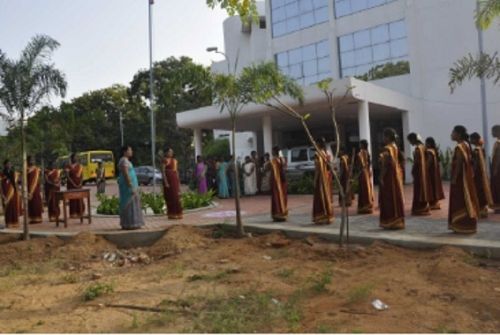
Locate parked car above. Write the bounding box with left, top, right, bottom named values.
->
left=282, top=143, right=337, bottom=178
left=134, top=166, right=163, bottom=185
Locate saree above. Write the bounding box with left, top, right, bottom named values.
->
left=339, top=154, right=353, bottom=207
left=118, top=157, right=145, bottom=230
left=217, top=162, right=230, bottom=199
left=244, top=162, right=257, bottom=195
left=45, top=168, right=61, bottom=222
left=411, top=144, right=431, bottom=215
left=426, top=148, right=445, bottom=210
left=27, top=166, right=43, bottom=223
left=66, top=163, right=85, bottom=218
left=490, top=140, right=500, bottom=212
left=472, top=146, right=493, bottom=218
left=448, top=142, right=479, bottom=234
left=1, top=172, right=21, bottom=227
left=356, top=149, right=374, bottom=214
left=313, top=150, right=333, bottom=225
left=163, top=158, right=183, bottom=220
left=196, top=163, right=208, bottom=194
left=379, top=144, right=405, bottom=230
left=270, top=157, right=288, bottom=222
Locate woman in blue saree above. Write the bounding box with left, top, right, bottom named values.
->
left=118, top=145, right=145, bottom=230
left=216, top=156, right=229, bottom=199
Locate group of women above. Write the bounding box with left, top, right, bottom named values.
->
left=0, top=153, right=86, bottom=228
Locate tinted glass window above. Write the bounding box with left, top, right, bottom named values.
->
left=334, top=0, right=396, bottom=18
left=271, top=0, right=328, bottom=38
left=291, top=149, right=309, bottom=162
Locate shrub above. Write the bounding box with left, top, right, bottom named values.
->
left=287, top=173, right=314, bottom=194
left=96, top=194, right=119, bottom=215
left=203, top=138, right=230, bottom=159
left=181, top=190, right=215, bottom=210
left=141, top=192, right=165, bottom=214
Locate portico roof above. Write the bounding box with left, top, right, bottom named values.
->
left=176, top=77, right=415, bottom=132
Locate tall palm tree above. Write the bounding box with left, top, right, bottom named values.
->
left=449, top=0, right=500, bottom=91
left=0, top=35, right=67, bottom=239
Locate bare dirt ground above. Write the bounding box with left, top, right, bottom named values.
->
left=0, top=226, right=500, bottom=333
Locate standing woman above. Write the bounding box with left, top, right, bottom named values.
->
left=407, top=133, right=431, bottom=216
left=195, top=156, right=208, bottom=194
left=118, top=145, right=144, bottom=230
left=65, top=153, right=85, bottom=219
left=162, top=148, right=183, bottom=220
left=27, top=156, right=43, bottom=224
left=379, top=128, right=405, bottom=230
left=448, top=126, right=480, bottom=234
left=491, top=125, right=500, bottom=213
left=1, top=160, right=21, bottom=227
left=270, top=147, right=288, bottom=221
left=216, top=157, right=229, bottom=199
left=313, top=138, right=334, bottom=225
left=44, top=161, right=61, bottom=222
left=425, top=137, right=445, bottom=210
left=356, top=140, right=374, bottom=214
left=243, top=156, right=257, bottom=196
left=260, top=153, right=272, bottom=194
left=470, top=133, right=493, bottom=218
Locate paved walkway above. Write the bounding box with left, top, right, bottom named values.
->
left=1, top=182, right=500, bottom=256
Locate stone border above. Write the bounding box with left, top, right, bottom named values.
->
left=92, top=202, right=217, bottom=218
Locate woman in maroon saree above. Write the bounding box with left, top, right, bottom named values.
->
left=425, top=137, right=445, bottom=210
left=407, top=133, right=431, bottom=216
left=27, top=156, right=43, bottom=224
left=356, top=140, right=374, bottom=214
left=490, top=125, right=500, bottom=213
left=379, top=128, right=405, bottom=230
left=162, top=148, right=183, bottom=220
left=1, top=160, right=21, bottom=227
left=470, top=133, right=493, bottom=218
left=448, top=125, right=480, bottom=234
left=313, top=138, right=333, bottom=225
left=65, top=153, right=85, bottom=218
left=270, top=146, right=288, bottom=222
left=45, top=161, right=61, bottom=222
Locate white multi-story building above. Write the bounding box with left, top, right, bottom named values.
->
left=177, top=0, right=500, bottom=179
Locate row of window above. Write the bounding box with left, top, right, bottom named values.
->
left=271, top=0, right=398, bottom=38
left=271, top=0, right=329, bottom=37
left=338, top=20, right=408, bottom=77
left=274, top=19, right=409, bottom=84
left=275, top=40, right=332, bottom=86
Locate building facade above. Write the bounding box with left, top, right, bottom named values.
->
left=177, top=0, right=500, bottom=181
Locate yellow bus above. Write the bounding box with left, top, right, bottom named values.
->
left=56, top=150, right=115, bottom=183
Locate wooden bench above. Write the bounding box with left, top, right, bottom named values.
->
left=55, top=189, right=92, bottom=228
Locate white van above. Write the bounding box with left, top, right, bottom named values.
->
left=281, top=142, right=336, bottom=177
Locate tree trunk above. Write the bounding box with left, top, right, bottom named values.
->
left=231, top=122, right=244, bottom=237
left=20, top=113, right=29, bottom=241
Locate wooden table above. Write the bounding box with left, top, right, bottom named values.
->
left=56, top=189, right=92, bottom=228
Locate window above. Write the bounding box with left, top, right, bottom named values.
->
left=275, top=39, right=331, bottom=86
left=291, top=148, right=308, bottom=162
left=334, top=0, right=396, bottom=18
left=338, top=19, right=409, bottom=78
left=271, top=0, right=329, bottom=38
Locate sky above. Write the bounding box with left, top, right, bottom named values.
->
left=0, top=0, right=229, bottom=102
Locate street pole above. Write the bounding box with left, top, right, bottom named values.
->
left=477, top=0, right=490, bottom=167
left=119, top=109, right=124, bottom=147
left=148, top=0, right=157, bottom=192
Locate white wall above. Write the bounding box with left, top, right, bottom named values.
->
left=214, top=130, right=257, bottom=161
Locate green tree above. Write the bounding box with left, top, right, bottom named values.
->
left=206, top=0, right=258, bottom=21
left=129, top=56, right=212, bottom=172
left=449, top=0, right=500, bottom=91
left=0, top=35, right=66, bottom=240
left=211, top=70, right=252, bottom=237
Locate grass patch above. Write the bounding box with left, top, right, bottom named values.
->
left=316, top=324, right=336, bottom=333
left=61, top=273, right=79, bottom=284
left=309, top=270, right=333, bottom=294
left=211, top=224, right=234, bottom=239
left=276, top=268, right=294, bottom=279
left=83, top=282, right=114, bottom=301
left=347, top=283, right=374, bottom=304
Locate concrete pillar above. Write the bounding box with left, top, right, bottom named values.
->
left=357, top=100, right=371, bottom=153
left=194, top=128, right=202, bottom=158
left=262, top=115, right=273, bottom=155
